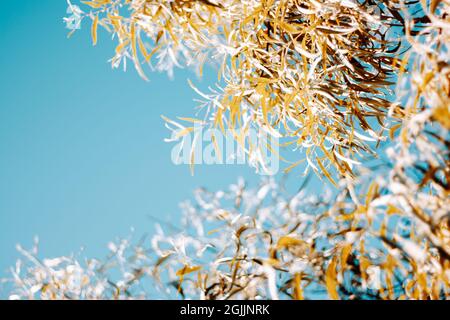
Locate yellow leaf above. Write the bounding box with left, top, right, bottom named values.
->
left=293, top=273, right=303, bottom=300
left=91, top=15, right=99, bottom=46
left=177, top=117, right=205, bottom=124
left=176, top=265, right=202, bottom=277
left=389, top=123, right=402, bottom=140
left=316, top=157, right=338, bottom=187
left=365, top=181, right=378, bottom=207
left=386, top=204, right=400, bottom=215
left=277, top=236, right=302, bottom=249
left=326, top=257, right=339, bottom=300
left=175, top=127, right=194, bottom=138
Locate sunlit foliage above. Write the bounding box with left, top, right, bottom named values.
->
left=5, top=170, right=448, bottom=299
left=3, top=0, right=449, bottom=300
left=64, top=0, right=420, bottom=178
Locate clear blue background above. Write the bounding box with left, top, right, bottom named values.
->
left=0, top=0, right=314, bottom=297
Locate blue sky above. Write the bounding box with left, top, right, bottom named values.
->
left=0, top=0, right=268, bottom=286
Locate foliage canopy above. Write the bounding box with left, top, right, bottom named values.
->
left=3, top=0, right=449, bottom=300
